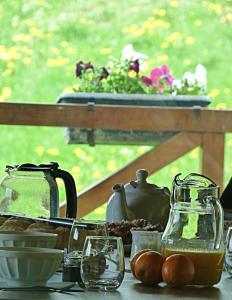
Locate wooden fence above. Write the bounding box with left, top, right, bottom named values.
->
left=0, top=102, right=231, bottom=218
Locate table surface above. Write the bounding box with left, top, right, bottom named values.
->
left=0, top=268, right=231, bottom=300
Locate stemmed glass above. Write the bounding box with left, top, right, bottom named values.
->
left=80, top=236, right=125, bottom=291
left=62, top=220, right=108, bottom=284
left=225, top=226, right=232, bottom=276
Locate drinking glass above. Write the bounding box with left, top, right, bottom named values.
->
left=80, top=236, right=125, bottom=291
left=62, top=220, right=108, bottom=284
left=225, top=226, right=232, bottom=276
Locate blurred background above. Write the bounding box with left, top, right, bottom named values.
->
left=0, top=0, right=231, bottom=219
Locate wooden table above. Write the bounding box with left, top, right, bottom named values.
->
left=0, top=269, right=231, bottom=300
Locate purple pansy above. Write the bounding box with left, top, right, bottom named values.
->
left=141, top=76, right=152, bottom=86
left=75, top=61, right=94, bottom=78
left=75, top=60, right=84, bottom=77
left=99, top=67, right=109, bottom=80
left=130, top=59, right=139, bottom=74
left=141, top=64, right=174, bottom=93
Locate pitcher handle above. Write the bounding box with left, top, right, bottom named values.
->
left=214, top=198, right=224, bottom=250
left=51, top=168, right=77, bottom=218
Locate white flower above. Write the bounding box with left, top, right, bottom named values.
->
left=172, top=79, right=183, bottom=89
left=195, top=64, right=207, bottom=87
left=121, top=44, right=148, bottom=61
left=182, top=71, right=196, bottom=86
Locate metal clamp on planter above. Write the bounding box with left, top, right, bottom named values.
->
left=86, top=102, right=95, bottom=146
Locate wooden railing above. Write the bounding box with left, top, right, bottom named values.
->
left=0, top=102, right=231, bottom=218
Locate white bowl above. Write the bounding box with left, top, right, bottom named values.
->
left=0, top=231, right=58, bottom=248
left=0, top=247, right=64, bottom=287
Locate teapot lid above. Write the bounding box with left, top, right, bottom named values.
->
left=6, top=162, right=59, bottom=172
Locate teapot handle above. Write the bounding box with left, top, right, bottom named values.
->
left=50, top=168, right=77, bottom=218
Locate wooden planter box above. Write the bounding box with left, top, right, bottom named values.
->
left=57, top=93, right=211, bottom=146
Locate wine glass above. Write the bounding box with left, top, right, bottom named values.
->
left=80, top=236, right=125, bottom=291
left=62, top=220, right=108, bottom=284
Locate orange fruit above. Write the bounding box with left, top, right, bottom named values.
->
left=134, top=250, right=165, bottom=285
left=162, top=254, right=195, bottom=287
left=130, top=249, right=151, bottom=277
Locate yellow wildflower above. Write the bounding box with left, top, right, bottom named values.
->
left=194, top=20, right=202, bottom=27
left=161, top=41, right=169, bottom=49
left=63, top=86, right=74, bottom=93
left=1, top=87, right=12, bottom=98
left=61, top=41, right=69, bottom=47
left=185, top=36, right=195, bottom=45
left=137, top=146, right=147, bottom=154
left=29, top=27, right=44, bottom=38
left=92, top=171, right=102, bottom=179
left=226, top=139, right=232, bottom=147
left=208, top=89, right=220, bottom=98
left=207, top=3, right=222, bottom=14
left=71, top=166, right=81, bottom=174
left=76, top=184, right=83, bottom=191
left=94, top=207, right=105, bottom=215
left=23, top=19, right=35, bottom=26
left=184, top=59, right=192, bottom=66
left=51, top=48, right=60, bottom=55
left=12, top=34, right=31, bottom=42
left=216, top=103, right=226, bottom=109
left=170, top=166, right=179, bottom=174
left=80, top=18, right=95, bottom=25
left=47, top=148, right=59, bottom=155
left=56, top=178, right=64, bottom=186
left=65, top=47, right=75, bottom=54
left=86, top=156, right=94, bottom=162
left=73, top=147, right=86, bottom=158
left=157, top=54, right=169, bottom=62
left=23, top=57, right=31, bottom=64
left=2, top=69, right=12, bottom=76
left=22, top=46, right=33, bottom=55
left=47, top=57, right=69, bottom=68
left=100, top=48, right=112, bottom=55
left=170, top=1, right=179, bottom=8
left=190, top=148, right=199, bottom=158
left=35, top=146, right=45, bottom=155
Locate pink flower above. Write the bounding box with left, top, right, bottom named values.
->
left=142, top=64, right=174, bottom=93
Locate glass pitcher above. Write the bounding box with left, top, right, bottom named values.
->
left=161, top=173, right=225, bottom=286
left=0, top=163, right=77, bottom=218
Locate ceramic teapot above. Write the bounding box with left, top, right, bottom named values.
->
left=106, top=169, right=170, bottom=227
left=0, top=162, right=77, bottom=218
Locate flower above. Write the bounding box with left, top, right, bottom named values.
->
left=75, top=61, right=94, bottom=78
left=172, top=64, right=207, bottom=95
left=129, top=59, right=140, bottom=74
left=142, top=64, right=174, bottom=93
left=122, top=44, right=148, bottom=61
left=72, top=45, right=207, bottom=96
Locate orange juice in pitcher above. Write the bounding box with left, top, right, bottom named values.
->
left=162, top=248, right=224, bottom=285
left=162, top=173, right=225, bottom=286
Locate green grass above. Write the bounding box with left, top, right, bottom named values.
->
left=0, top=0, right=232, bottom=220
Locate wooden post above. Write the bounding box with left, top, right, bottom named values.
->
left=201, top=133, right=225, bottom=190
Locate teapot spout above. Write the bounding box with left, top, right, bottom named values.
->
left=106, top=183, right=134, bottom=222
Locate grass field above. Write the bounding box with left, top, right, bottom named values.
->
left=0, top=0, right=232, bottom=220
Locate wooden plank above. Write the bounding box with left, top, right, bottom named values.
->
left=201, top=133, right=225, bottom=190
left=0, top=102, right=232, bottom=133
left=60, top=132, right=202, bottom=217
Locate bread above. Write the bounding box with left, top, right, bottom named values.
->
left=0, top=215, right=70, bottom=249
left=0, top=217, right=34, bottom=231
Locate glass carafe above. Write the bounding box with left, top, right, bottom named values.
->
left=161, top=173, right=225, bottom=286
